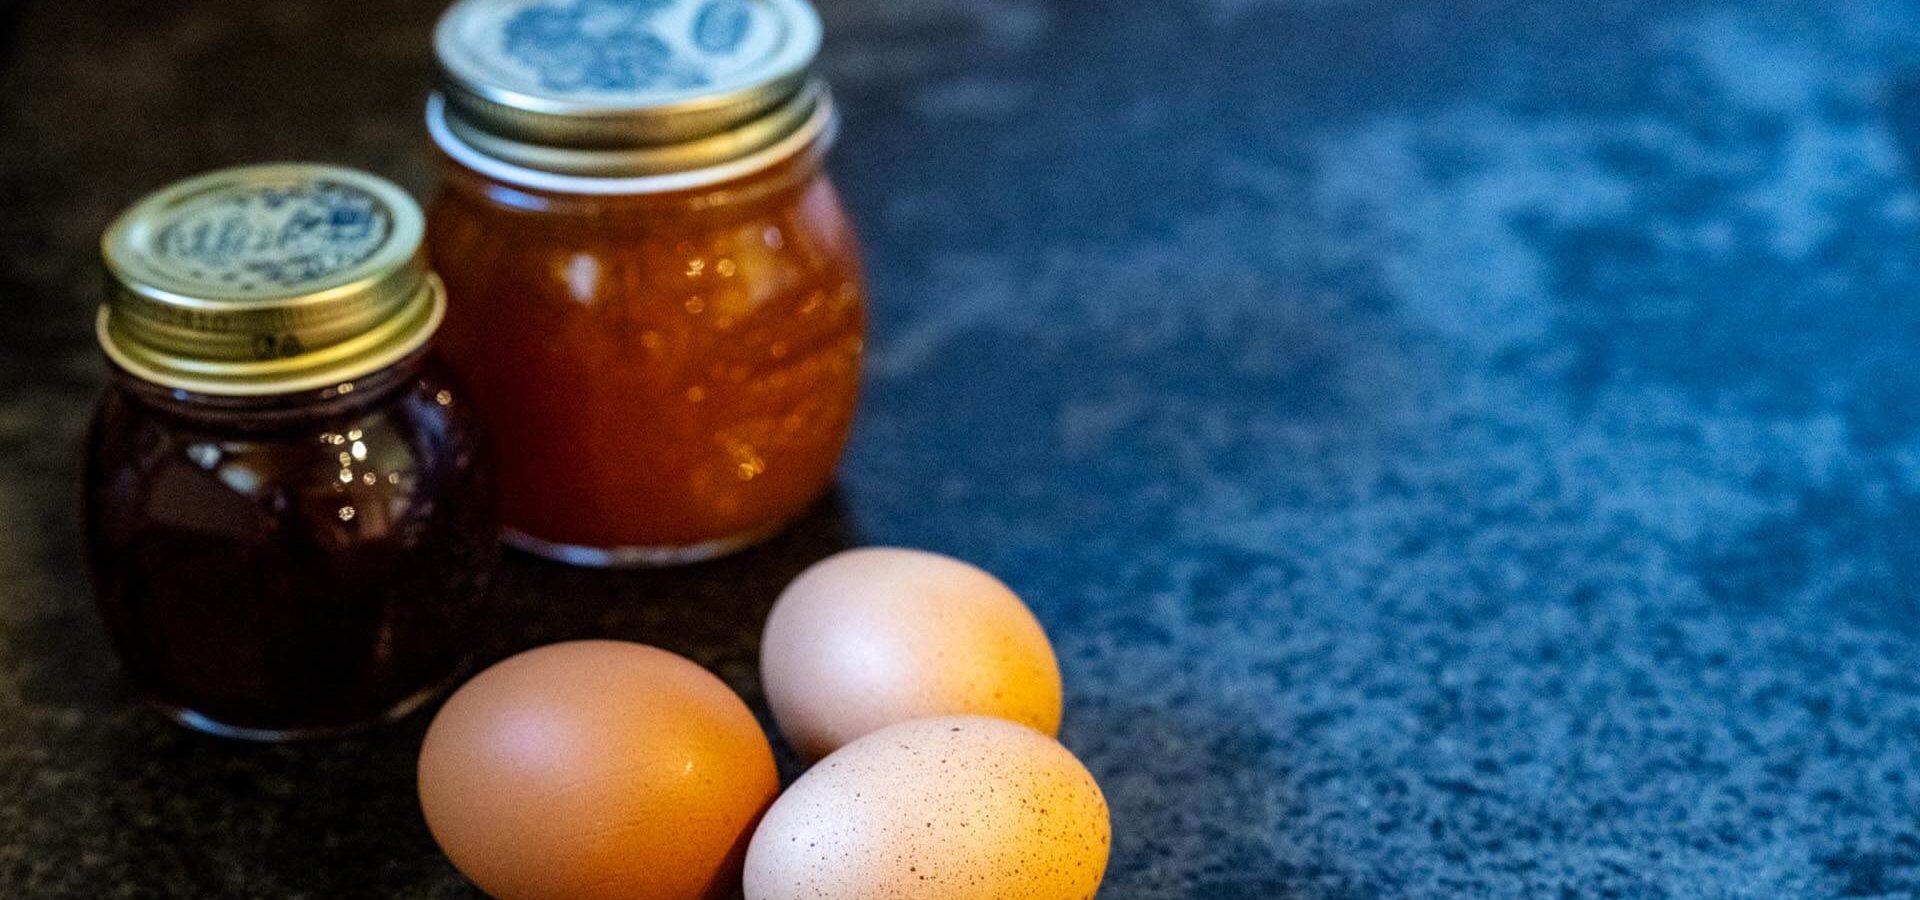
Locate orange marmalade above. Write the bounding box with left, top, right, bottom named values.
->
left=427, top=0, right=864, bottom=565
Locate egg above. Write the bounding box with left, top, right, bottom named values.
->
left=417, top=641, right=779, bottom=900
left=743, top=716, right=1110, bottom=900
left=760, top=547, right=1063, bottom=759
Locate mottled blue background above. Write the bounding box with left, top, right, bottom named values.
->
left=1, top=0, right=1918, bottom=896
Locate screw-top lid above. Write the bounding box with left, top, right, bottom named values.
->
left=432, top=0, right=826, bottom=177
left=98, top=163, right=444, bottom=396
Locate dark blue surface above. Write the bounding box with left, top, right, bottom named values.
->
left=827, top=1, right=1920, bottom=895
left=1, top=0, right=1918, bottom=896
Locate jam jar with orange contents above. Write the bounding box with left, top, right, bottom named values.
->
left=426, top=0, right=865, bottom=566
left=85, top=164, right=499, bottom=740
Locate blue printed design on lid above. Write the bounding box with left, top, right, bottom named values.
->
left=502, top=0, right=758, bottom=93
left=693, top=0, right=752, bottom=53
left=153, top=181, right=393, bottom=292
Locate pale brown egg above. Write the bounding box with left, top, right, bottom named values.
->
left=759, top=547, right=1063, bottom=759
left=417, top=640, right=779, bottom=900
left=743, top=716, right=1111, bottom=900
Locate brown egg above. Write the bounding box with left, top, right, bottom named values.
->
left=417, top=641, right=779, bottom=900
left=743, top=716, right=1111, bottom=900
left=760, top=547, right=1063, bottom=759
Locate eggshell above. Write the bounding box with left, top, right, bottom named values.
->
left=744, top=716, right=1109, bottom=900
left=760, top=547, right=1063, bottom=759
left=417, top=641, right=779, bottom=900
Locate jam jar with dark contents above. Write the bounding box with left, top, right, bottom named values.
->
left=84, top=164, right=499, bottom=741
left=425, top=0, right=867, bottom=567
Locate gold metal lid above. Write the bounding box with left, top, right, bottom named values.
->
left=433, top=0, right=824, bottom=176
left=98, top=163, right=444, bottom=397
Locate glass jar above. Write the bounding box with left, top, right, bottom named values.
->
left=85, top=164, right=499, bottom=740
left=425, top=0, right=866, bottom=566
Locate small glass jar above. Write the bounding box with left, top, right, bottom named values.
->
left=85, top=164, right=499, bottom=741
left=425, top=0, right=866, bottom=566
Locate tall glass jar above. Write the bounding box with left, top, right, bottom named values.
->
left=85, top=164, right=498, bottom=740
left=426, top=0, right=865, bottom=566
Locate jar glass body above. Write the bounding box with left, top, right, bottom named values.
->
left=426, top=146, right=865, bottom=565
left=83, top=351, right=498, bottom=740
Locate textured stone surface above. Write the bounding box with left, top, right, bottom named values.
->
left=4, top=0, right=1920, bottom=896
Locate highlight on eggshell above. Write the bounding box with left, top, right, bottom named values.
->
left=759, top=546, right=1064, bottom=759
left=416, top=640, right=779, bottom=900
left=743, top=715, right=1111, bottom=900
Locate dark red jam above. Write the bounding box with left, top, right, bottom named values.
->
left=83, top=351, right=497, bottom=739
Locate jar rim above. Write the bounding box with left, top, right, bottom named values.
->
left=103, top=344, right=438, bottom=425
left=426, top=85, right=836, bottom=197
left=99, top=275, right=448, bottom=398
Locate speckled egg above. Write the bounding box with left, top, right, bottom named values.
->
left=417, top=641, right=779, bottom=900
left=759, top=547, right=1063, bottom=759
left=743, top=716, right=1110, bottom=900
